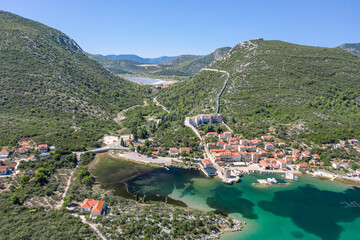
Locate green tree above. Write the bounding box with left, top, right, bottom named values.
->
left=10, top=193, right=22, bottom=205
left=19, top=175, right=30, bottom=185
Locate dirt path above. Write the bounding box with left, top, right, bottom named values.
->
left=153, top=96, right=170, bottom=113
left=56, top=171, right=74, bottom=209
left=113, top=100, right=149, bottom=125
left=76, top=215, right=107, bottom=240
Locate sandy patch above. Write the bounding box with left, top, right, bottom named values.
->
left=103, top=136, right=120, bottom=145
left=136, top=64, right=160, bottom=67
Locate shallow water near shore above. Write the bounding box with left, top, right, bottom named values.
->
left=92, top=157, right=360, bottom=240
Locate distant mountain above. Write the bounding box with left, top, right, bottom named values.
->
left=176, top=47, right=231, bottom=75
left=97, top=54, right=176, bottom=64
left=0, top=10, right=147, bottom=150
left=159, top=55, right=201, bottom=66
left=337, top=43, right=360, bottom=57
left=157, top=39, right=360, bottom=144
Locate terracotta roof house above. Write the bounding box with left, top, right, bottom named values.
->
left=81, top=199, right=107, bottom=216
left=37, top=144, right=48, bottom=153
left=18, top=147, right=29, bottom=155
left=0, top=150, right=11, bottom=158
left=348, top=139, right=358, bottom=145
left=179, top=147, right=192, bottom=154
left=169, top=148, right=178, bottom=155
left=260, top=160, right=270, bottom=169
left=0, top=166, right=9, bottom=175
left=261, top=136, right=271, bottom=141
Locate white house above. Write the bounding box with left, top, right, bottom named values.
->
left=169, top=148, right=178, bottom=155
left=332, top=162, right=342, bottom=169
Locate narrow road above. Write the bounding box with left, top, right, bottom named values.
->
left=153, top=96, right=170, bottom=113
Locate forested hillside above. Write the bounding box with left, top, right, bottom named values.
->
left=0, top=11, right=148, bottom=150
left=157, top=39, right=360, bottom=144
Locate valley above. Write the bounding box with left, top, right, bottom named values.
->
left=0, top=5, right=360, bottom=240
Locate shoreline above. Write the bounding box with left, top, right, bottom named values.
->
left=90, top=153, right=246, bottom=239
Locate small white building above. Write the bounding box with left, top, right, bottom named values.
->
left=332, top=162, right=342, bottom=169
left=169, top=148, right=178, bottom=155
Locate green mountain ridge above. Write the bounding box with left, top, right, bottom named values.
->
left=88, top=48, right=230, bottom=77
left=157, top=39, right=360, bottom=144
left=0, top=10, right=148, bottom=150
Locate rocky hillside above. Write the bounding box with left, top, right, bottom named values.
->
left=157, top=39, right=360, bottom=144
left=0, top=11, right=148, bottom=149
left=338, top=43, right=360, bottom=57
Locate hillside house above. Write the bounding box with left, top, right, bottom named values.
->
left=81, top=199, right=107, bottom=216
left=0, top=150, right=11, bottom=159
left=0, top=166, right=9, bottom=175
left=302, top=151, right=311, bottom=158
left=217, top=141, right=225, bottom=148
left=179, top=147, right=192, bottom=154
left=223, top=132, right=232, bottom=138
left=240, top=139, right=250, bottom=146
left=264, top=142, right=274, bottom=151
left=18, top=147, right=29, bottom=155
left=334, top=144, right=344, bottom=149
left=261, top=136, right=271, bottom=141
left=218, top=133, right=226, bottom=139
left=169, top=148, right=178, bottom=155
left=207, top=143, right=216, bottom=149
left=206, top=132, right=218, bottom=138
left=37, top=144, right=48, bottom=153
left=332, top=162, right=342, bottom=169
left=247, top=145, right=257, bottom=152
left=223, top=144, right=233, bottom=151
left=348, top=139, right=358, bottom=145
left=278, top=142, right=287, bottom=147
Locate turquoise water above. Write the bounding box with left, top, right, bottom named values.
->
left=128, top=169, right=360, bottom=240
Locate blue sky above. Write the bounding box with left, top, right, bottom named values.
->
left=1, top=0, right=359, bottom=57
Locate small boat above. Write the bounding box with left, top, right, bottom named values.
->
left=222, top=179, right=233, bottom=185
left=266, top=178, right=277, bottom=184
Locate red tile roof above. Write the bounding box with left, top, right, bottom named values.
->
left=38, top=144, right=48, bottom=148
left=0, top=166, right=7, bottom=170
left=91, top=200, right=106, bottom=213
left=81, top=199, right=98, bottom=209
left=1, top=150, right=10, bottom=154
left=18, top=147, right=29, bottom=152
